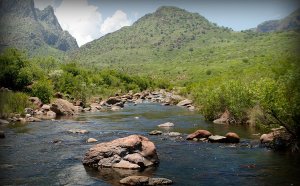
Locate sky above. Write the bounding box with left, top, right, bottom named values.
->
left=34, top=0, right=300, bottom=47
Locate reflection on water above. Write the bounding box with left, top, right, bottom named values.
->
left=0, top=103, right=299, bottom=185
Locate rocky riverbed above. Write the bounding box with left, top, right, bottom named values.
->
left=1, top=102, right=299, bottom=185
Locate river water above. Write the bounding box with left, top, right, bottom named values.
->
left=0, top=103, right=299, bottom=185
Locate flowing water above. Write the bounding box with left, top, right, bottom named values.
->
left=0, top=103, right=299, bottom=185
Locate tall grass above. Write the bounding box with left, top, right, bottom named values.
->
left=0, top=91, right=31, bottom=118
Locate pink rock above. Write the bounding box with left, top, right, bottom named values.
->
left=82, top=135, right=159, bottom=170
left=186, top=130, right=212, bottom=140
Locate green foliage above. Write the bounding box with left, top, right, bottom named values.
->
left=0, top=91, right=31, bottom=117
left=0, top=48, right=29, bottom=90
left=31, top=79, right=54, bottom=104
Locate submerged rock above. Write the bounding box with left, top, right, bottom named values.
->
left=149, top=130, right=163, bottom=135
left=186, top=130, right=212, bottom=140
left=120, top=176, right=173, bottom=185
left=26, top=117, right=41, bottom=122
left=166, top=132, right=181, bottom=137
left=111, top=105, right=122, bottom=111
left=68, top=129, right=89, bottom=134
left=82, top=135, right=159, bottom=170
left=158, top=122, right=174, bottom=128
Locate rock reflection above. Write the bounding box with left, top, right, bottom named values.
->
left=84, top=166, right=157, bottom=186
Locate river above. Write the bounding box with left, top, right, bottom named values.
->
left=0, top=103, right=299, bottom=185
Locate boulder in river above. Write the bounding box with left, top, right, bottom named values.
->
left=213, top=110, right=230, bottom=124
left=260, top=126, right=291, bottom=150
left=106, top=97, right=122, bottom=105
left=29, top=97, right=43, bottom=108
left=177, top=99, right=192, bottom=107
left=82, top=135, right=159, bottom=170
left=24, top=108, right=34, bottom=115
left=41, top=104, right=51, bottom=111
left=225, top=132, right=240, bottom=143
left=119, top=176, right=173, bottom=185
left=0, top=119, right=9, bottom=125
left=158, top=122, right=174, bottom=128
left=50, top=99, right=76, bottom=116
left=87, top=138, right=98, bottom=143
left=186, top=130, right=212, bottom=140
left=208, top=135, right=227, bottom=143
left=46, top=111, right=56, bottom=119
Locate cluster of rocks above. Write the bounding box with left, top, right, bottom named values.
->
left=187, top=129, right=240, bottom=143
left=82, top=135, right=172, bottom=185
left=82, top=135, right=159, bottom=170
left=120, top=176, right=172, bottom=185
left=149, top=122, right=240, bottom=143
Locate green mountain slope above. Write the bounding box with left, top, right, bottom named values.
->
left=72, top=6, right=299, bottom=84
left=72, top=6, right=234, bottom=67
left=0, top=0, right=78, bottom=57
left=256, top=8, right=300, bottom=32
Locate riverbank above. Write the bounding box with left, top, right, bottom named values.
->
left=0, top=88, right=295, bottom=153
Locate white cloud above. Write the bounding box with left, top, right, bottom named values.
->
left=100, top=10, right=131, bottom=35
left=54, top=0, right=102, bottom=46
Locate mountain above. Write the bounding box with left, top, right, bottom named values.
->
left=0, top=0, right=78, bottom=56
left=72, top=6, right=299, bottom=84
left=256, top=8, right=300, bottom=32
left=72, top=6, right=234, bottom=67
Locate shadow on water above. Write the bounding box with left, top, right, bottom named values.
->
left=0, top=103, right=300, bottom=185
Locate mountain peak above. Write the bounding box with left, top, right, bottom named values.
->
left=36, top=5, right=61, bottom=30
left=155, top=6, right=186, bottom=13
left=0, top=0, right=78, bottom=55
left=256, top=8, right=300, bottom=32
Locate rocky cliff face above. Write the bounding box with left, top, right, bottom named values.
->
left=257, top=8, right=300, bottom=32
left=0, top=0, right=78, bottom=56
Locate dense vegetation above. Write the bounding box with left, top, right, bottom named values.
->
left=0, top=48, right=168, bottom=115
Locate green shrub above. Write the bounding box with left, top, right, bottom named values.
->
left=31, top=79, right=53, bottom=104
